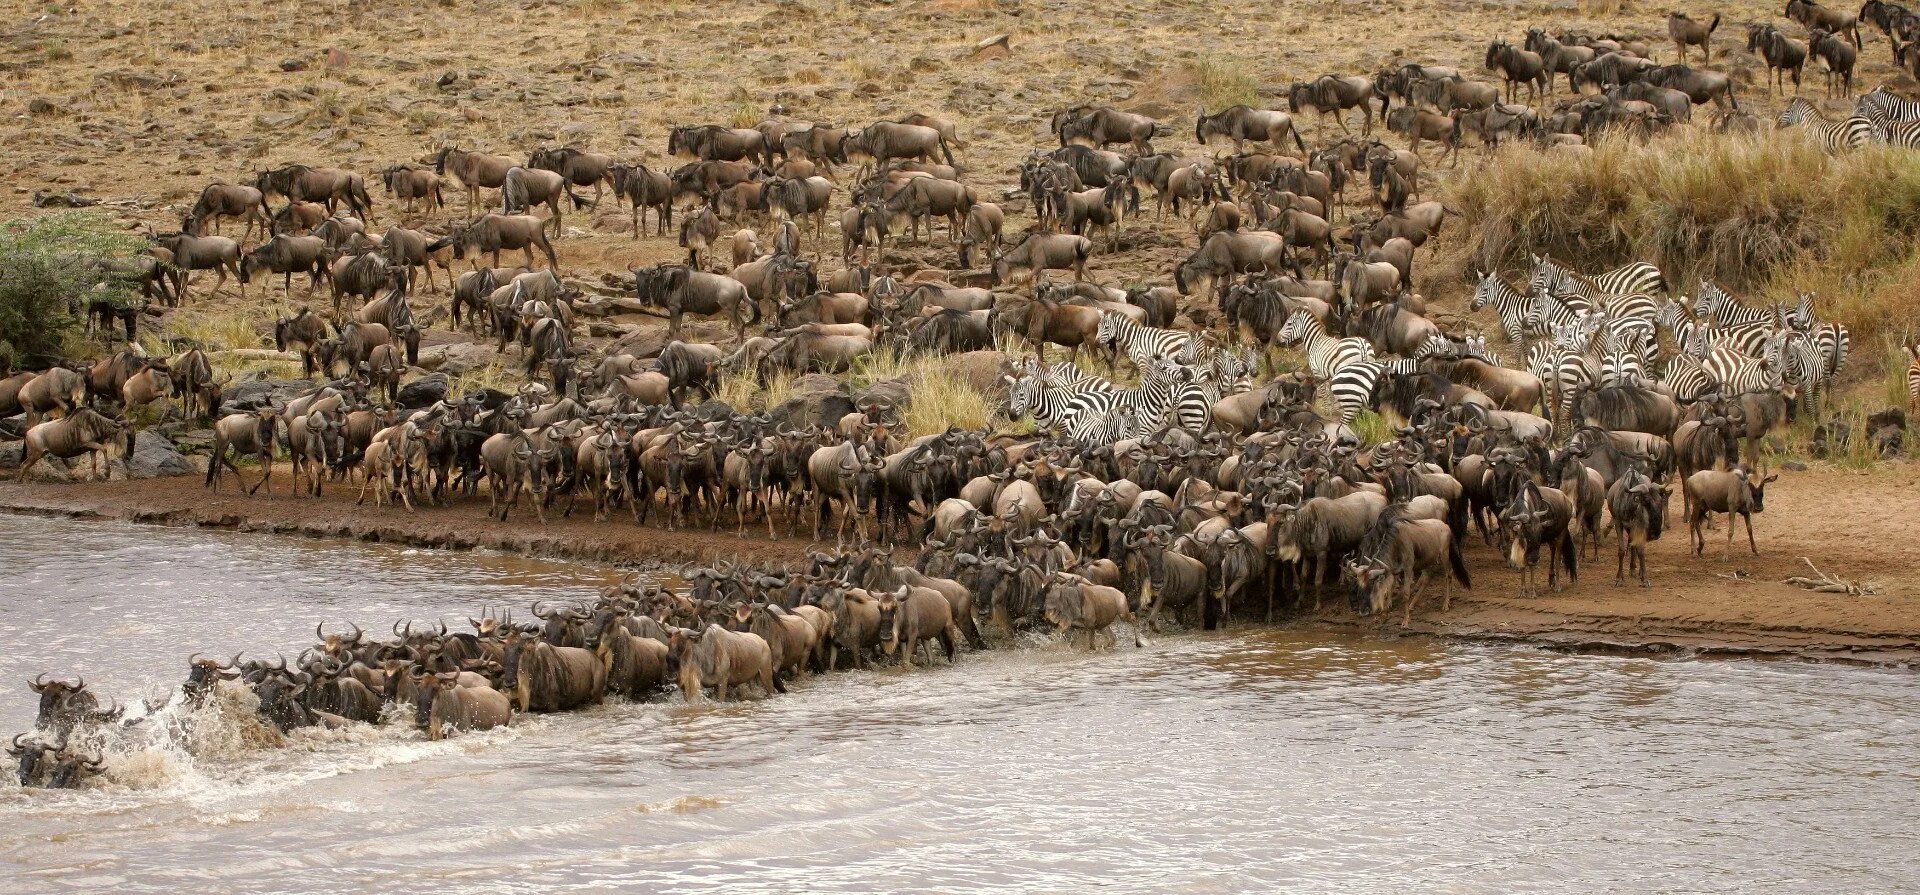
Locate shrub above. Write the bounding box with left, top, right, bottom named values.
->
left=0, top=212, right=146, bottom=366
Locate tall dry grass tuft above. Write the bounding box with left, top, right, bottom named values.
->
left=1447, top=129, right=1920, bottom=358
left=1188, top=58, right=1260, bottom=110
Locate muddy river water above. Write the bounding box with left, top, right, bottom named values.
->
left=1, top=513, right=1917, bottom=893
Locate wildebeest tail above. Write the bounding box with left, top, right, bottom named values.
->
left=1448, top=534, right=1471, bottom=589
left=1559, top=530, right=1579, bottom=582
left=502, top=168, right=527, bottom=215
left=566, top=185, right=590, bottom=210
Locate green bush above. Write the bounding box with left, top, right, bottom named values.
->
left=0, top=212, right=146, bottom=366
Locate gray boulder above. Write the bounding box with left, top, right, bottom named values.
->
left=126, top=430, right=197, bottom=478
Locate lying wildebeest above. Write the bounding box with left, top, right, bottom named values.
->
left=633, top=263, right=760, bottom=339
left=429, top=214, right=558, bottom=270
left=185, top=183, right=269, bottom=242
left=255, top=164, right=372, bottom=218
left=671, top=624, right=783, bottom=702
left=16, top=408, right=128, bottom=482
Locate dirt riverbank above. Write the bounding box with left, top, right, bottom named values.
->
left=5, top=464, right=1918, bottom=665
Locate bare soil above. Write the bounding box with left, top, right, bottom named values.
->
left=5, top=463, right=1918, bottom=663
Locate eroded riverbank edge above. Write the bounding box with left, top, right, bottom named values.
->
left=4, top=470, right=1918, bottom=669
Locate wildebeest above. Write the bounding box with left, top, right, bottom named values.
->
left=430, top=214, right=558, bottom=269
left=1052, top=105, right=1160, bottom=153
left=415, top=671, right=511, bottom=739
left=1685, top=466, right=1777, bottom=557
left=876, top=586, right=960, bottom=666
left=670, top=624, right=782, bottom=702
left=433, top=146, right=517, bottom=213
left=1196, top=105, right=1308, bottom=154
left=185, top=183, right=270, bottom=242
left=1500, top=481, right=1577, bottom=597
left=1667, top=11, right=1722, bottom=64
left=845, top=121, right=955, bottom=171
left=255, top=164, right=372, bottom=218
left=608, top=163, right=676, bottom=237
left=206, top=408, right=279, bottom=495
left=1043, top=572, right=1146, bottom=649
left=150, top=230, right=245, bottom=300
left=240, top=233, right=330, bottom=294
left=16, top=408, right=127, bottom=482
left=1288, top=74, right=1377, bottom=134
left=528, top=146, right=614, bottom=206
left=993, top=232, right=1093, bottom=285
left=633, top=263, right=760, bottom=339
left=380, top=164, right=445, bottom=212
left=501, top=625, right=606, bottom=712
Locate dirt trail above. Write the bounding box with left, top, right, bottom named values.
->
left=5, top=464, right=1917, bottom=664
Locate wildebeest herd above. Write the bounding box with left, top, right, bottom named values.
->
left=6, top=8, right=1913, bottom=788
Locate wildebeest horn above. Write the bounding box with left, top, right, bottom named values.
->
left=31, top=672, right=48, bottom=691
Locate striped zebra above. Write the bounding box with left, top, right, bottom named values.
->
left=1879, top=118, right=1920, bottom=148
left=1175, top=336, right=1255, bottom=402
left=1329, top=357, right=1420, bottom=425
left=1532, top=289, right=1655, bottom=374
left=1692, top=280, right=1773, bottom=327
left=1060, top=356, right=1210, bottom=442
left=1007, top=367, right=1087, bottom=436
left=1527, top=254, right=1668, bottom=302
left=1035, top=357, right=1118, bottom=392
left=1700, top=344, right=1786, bottom=395
left=1857, top=87, right=1920, bottom=125
left=1278, top=309, right=1376, bottom=377
left=1696, top=318, right=1778, bottom=360
left=1778, top=293, right=1852, bottom=380
left=1659, top=353, right=1717, bottom=402
left=1540, top=320, right=1603, bottom=428
left=1906, top=341, right=1920, bottom=413
left=1469, top=270, right=1544, bottom=345
left=1765, top=328, right=1826, bottom=413
left=1095, top=311, right=1200, bottom=372
left=1777, top=97, right=1881, bottom=151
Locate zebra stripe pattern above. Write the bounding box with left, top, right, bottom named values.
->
left=1659, top=353, right=1717, bottom=402
left=1278, top=309, right=1375, bottom=378
left=1692, top=280, right=1774, bottom=327
left=1700, top=345, right=1783, bottom=395
left=1778, top=98, right=1881, bottom=151
left=1469, top=270, right=1541, bottom=345
left=1766, top=328, right=1826, bottom=413
left=1096, top=311, right=1201, bottom=372
left=1858, top=87, right=1920, bottom=125
left=1907, top=343, right=1920, bottom=413
left=1528, top=255, right=1668, bottom=302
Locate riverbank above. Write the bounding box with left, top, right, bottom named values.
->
left=4, top=464, right=1919, bottom=665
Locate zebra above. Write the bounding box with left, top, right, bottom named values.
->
left=1659, top=352, right=1717, bottom=402
left=1007, top=367, right=1088, bottom=436
left=1777, top=293, right=1852, bottom=380
left=1692, top=280, right=1774, bottom=327
left=1095, top=310, right=1200, bottom=372
left=1777, top=97, right=1881, bottom=151
left=1326, top=357, right=1420, bottom=425
left=1540, top=319, right=1603, bottom=429
left=1060, top=357, right=1210, bottom=442
left=1469, top=269, right=1545, bottom=345
left=1857, top=87, right=1920, bottom=125
left=1034, top=357, right=1118, bottom=392
left=1880, top=118, right=1920, bottom=148
left=1527, top=254, right=1668, bottom=302
left=1700, top=344, right=1785, bottom=395
left=1175, top=335, right=1255, bottom=402
left=1906, top=341, right=1920, bottom=413
left=1697, top=318, right=1779, bottom=360
left=1765, top=327, right=1827, bottom=414
left=1277, top=309, right=1375, bottom=378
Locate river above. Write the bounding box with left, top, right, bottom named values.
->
left=1, top=513, right=1917, bottom=893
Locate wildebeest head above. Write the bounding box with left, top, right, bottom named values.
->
left=29, top=674, right=100, bottom=734
left=254, top=671, right=311, bottom=732
left=8, top=734, right=58, bottom=787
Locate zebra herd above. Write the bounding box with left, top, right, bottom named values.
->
left=1006, top=311, right=1254, bottom=445
left=1471, top=256, right=1847, bottom=430
left=1779, top=87, right=1920, bottom=150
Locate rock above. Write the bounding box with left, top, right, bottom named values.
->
left=416, top=342, right=495, bottom=375
left=0, top=441, right=21, bottom=469
left=27, top=97, right=57, bottom=115
left=222, top=377, right=311, bottom=412
left=945, top=349, right=1012, bottom=398
left=856, top=377, right=912, bottom=411
left=127, top=431, right=197, bottom=479
left=280, top=58, right=308, bottom=72
left=396, top=372, right=450, bottom=408
left=1781, top=460, right=1809, bottom=472
left=770, top=373, right=853, bottom=427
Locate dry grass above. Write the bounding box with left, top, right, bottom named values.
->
left=850, top=346, right=1001, bottom=438
left=1189, top=58, right=1261, bottom=109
